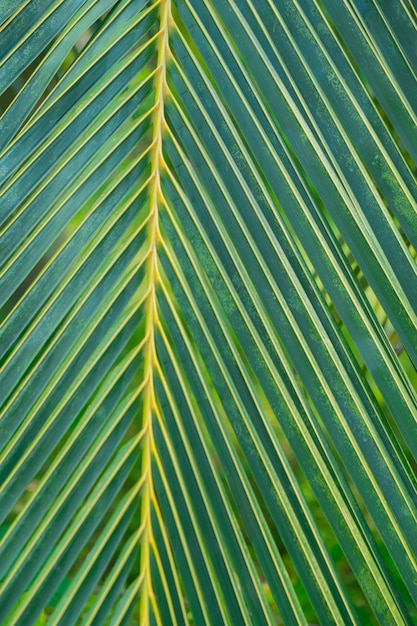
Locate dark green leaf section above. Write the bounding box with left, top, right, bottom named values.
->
left=320, top=0, right=417, bottom=166
left=156, top=0, right=417, bottom=622
left=0, top=0, right=86, bottom=96
left=0, top=1, right=154, bottom=623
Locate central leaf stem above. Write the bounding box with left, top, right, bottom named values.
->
left=139, top=1, right=170, bottom=624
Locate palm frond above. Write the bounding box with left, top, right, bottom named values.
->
left=1, top=0, right=416, bottom=624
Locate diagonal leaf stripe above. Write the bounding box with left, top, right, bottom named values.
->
left=0, top=0, right=416, bottom=624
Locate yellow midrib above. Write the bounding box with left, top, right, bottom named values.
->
left=139, top=1, right=171, bottom=625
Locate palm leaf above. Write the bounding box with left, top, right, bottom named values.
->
left=1, top=0, right=416, bottom=623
